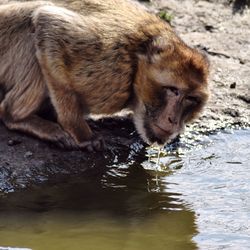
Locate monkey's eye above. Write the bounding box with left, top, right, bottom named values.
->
left=185, top=96, right=200, bottom=105
left=164, top=86, right=179, bottom=96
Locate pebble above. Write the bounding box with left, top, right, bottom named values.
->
left=230, top=82, right=236, bottom=89
left=7, top=139, right=22, bottom=146
left=24, top=151, right=33, bottom=158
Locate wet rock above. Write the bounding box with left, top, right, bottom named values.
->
left=24, top=151, right=33, bottom=158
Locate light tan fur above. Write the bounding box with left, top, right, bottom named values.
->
left=0, top=0, right=209, bottom=150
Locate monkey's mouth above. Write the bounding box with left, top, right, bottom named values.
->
left=144, top=122, right=179, bottom=145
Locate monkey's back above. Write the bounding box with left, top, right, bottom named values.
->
left=32, top=0, right=171, bottom=114
left=0, top=1, right=54, bottom=119
left=0, top=1, right=53, bottom=90
left=0, top=0, right=171, bottom=115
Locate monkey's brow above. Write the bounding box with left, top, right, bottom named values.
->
left=149, top=71, right=191, bottom=90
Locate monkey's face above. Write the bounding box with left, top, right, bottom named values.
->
left=133, top=85, right=208, bottom=145
left=133, top=41, right=209, bottom=145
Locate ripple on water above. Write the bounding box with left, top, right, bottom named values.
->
left=162, top=129, right=250, bottom=250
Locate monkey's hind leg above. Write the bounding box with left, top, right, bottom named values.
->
left=2, top=114, right=77, bottom=149
left=0, top=79, right=77, bottom=149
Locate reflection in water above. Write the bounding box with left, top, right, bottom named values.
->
left=0, top=160, right=197, bottom=250
left=1, top=129, right=248, bottom=250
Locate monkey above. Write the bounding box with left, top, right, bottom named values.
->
left=0, top=0, right=209, bottom=151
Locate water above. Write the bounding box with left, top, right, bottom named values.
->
left=0, top=129, right=249, bottom=250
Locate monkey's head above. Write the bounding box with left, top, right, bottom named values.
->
left=133, top=36, right=209, bottom=145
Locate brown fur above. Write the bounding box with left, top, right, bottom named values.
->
left=0, top=0, right=209, bottom=150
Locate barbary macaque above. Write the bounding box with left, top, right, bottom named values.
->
left=0, top=0, right=209, bottom=151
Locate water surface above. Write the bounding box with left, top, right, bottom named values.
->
left=0, top=129, right=249, bottom=250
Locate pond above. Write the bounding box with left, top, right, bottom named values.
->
left=0, top=129, right=249, bottom=250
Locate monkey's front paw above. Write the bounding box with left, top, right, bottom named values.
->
left=79, top=135, right=105, bottom=152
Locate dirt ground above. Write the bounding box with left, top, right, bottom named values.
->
left=0, top=0, right=249, bottom=192
left=151, top=0, right=250, bottom=131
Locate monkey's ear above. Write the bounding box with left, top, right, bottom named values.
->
left=137, top=36, right=174, bottom=62
left=188, top=51, right=210, bottom=84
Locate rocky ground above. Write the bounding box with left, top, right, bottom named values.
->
left=151, top=0, right=250, bottom=131
left=0, top=0, right=249, bottom=192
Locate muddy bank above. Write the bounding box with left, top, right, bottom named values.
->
left=0, top=117, right=146, bottom=192
left=0, top=0, right=249, bottom=192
